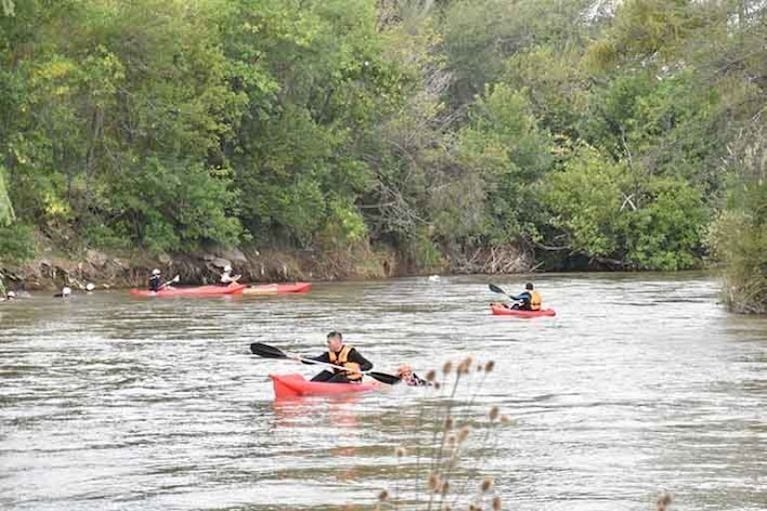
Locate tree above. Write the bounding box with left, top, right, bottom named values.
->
left=541, top=144, right=706, bottom=270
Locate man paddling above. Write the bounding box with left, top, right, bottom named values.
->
left=505, top=282, right=542, bottom=311
left=219, top=265, right=241, bottom=286
left=302, top=331, right=373, bottom=383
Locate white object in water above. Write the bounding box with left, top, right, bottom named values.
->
left=86, top=283, right=96, bottom=292
left=428, top=275, right=440, bottom=282
left=62, top=287, right=72, bottom=297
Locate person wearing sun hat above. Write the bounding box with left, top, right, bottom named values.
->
left=219, top=265, right=241, bottom=286
left=149, top=269, right=163, bottom=291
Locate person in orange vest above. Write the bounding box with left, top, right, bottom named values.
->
left=303, top=331, right=373, bottom=383
left=507, top=282, right=542, bottom=311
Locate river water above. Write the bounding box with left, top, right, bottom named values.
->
left=0, top=273, right=765, bottom=510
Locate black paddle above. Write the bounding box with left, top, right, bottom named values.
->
left=251, top=342, right=291, bottom=359
left=488, top=283, right=522, bottom=308
left=250, top=342, right=401, bottom=385
left=488, top=283, right=511, bottom=297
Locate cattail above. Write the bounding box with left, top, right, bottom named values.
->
left=443, top=361, right=453, bottom=375
left=489, top=406, right=499, bottom=421
left=480, top=477, right=493, bottom=492
left=484, top=360, right=495, bottom=373
left=447, top=433, right=456, bottom=447
left=444, top=417, right=454, bottom=430
left=458, top=425, right=471, bottom=443
left=441, top=480, right=450, bottom=495
left=428, top=473, right=440, bottom=492
left=500, top=415, right=511, bottom=425
left=434, top=382, right=442, bottom=390
left=492, top=495, right=502, bottom=510
left=457, top=356, right=473, bottom=374
left=426, top=369, right=437, bottom=382
left=396, top=446, right=407, bottom=457
left=378, top=489, right=389, bottom=501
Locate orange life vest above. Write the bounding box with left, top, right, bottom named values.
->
left=328, top=344, right=362, bottom=381
left=529, top=290, right=542, bottom=311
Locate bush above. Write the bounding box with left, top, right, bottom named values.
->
left=108, top=159, right=242, bottom=253
left=0, top=223, right=36, bottom=263
left=541, top=145, right=707, bottom=270
left=707, top=182, right=767, bottom=313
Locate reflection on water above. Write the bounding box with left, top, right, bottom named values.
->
left=1, top=273, right=766, bottom=510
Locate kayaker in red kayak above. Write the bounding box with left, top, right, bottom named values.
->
left=219, top=265, right=241, bottom=286
left=505, top=282, right=542, bottom=311
left=148, top=269, right=178, bottom=291
left=300, top=331, right=373, bottom=383
left=149, top=269, right=163, bottom=291
left=395, top=364, right=430, bottom=386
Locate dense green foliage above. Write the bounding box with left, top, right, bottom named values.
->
left=1, top=0, right=766, bottom=308
left=0, top=166, right=13, bottom=226
left=708, top=122, right=767, bottom=313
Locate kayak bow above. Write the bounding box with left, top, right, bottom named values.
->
left=243, top=282, right=312, bottom=296
left=270, top=373, right=379, bottom=399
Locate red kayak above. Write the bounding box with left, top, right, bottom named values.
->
left=242, top=282, right=312, bottom=296
left=490, top=303, right=556, bottom=317
left=129, top=283, right=247, bottom=297
left=270, top=373, right=379, bottom=399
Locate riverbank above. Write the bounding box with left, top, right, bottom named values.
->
left=0, top=246, right=387, bottom=291
left=0, top=243, right=533, bottom=291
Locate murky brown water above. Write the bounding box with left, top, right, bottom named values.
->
left=1, top=273, right=765, bottom=510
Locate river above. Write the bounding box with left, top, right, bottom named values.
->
left=1, top=273, right=765, bottom=510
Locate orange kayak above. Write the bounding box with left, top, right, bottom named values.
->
left=490, top=303, right=556, bottom=317
left=242, top=282, right=312, bottom=296
left=270, top=373, right=378, bottom=399
left=129, top=283, right=247, bottom=297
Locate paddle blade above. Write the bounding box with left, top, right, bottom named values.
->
left=488, top=283, right=506, bottom=295
left=368, top=371, right=401, bottom=385
left=160, top=275, right=180, bottom=289
left=250, top=342, right=288, bottom=359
